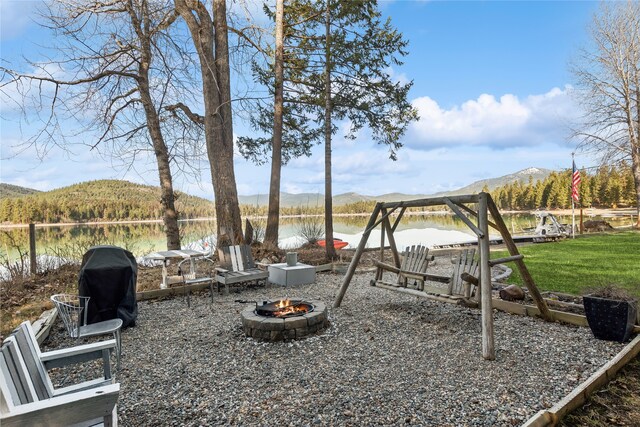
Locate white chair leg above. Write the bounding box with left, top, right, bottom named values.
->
left=114, top=330, right=121, bottom=371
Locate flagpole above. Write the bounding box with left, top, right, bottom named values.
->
left=571, top=152, right=575, bottom=239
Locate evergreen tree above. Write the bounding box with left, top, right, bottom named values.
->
left=240, top=0, right=418, bottom=259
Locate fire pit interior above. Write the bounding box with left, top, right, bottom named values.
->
left=255, top=299, right=314, bottom=318
left=241, top=298, right=329, bottom=341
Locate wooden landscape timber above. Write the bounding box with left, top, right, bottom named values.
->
left=333, top=192, right=554, bottom=361
left=522, top=334, right=640, bottom=427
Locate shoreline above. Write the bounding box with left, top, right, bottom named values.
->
left=0, top=207, right=636, bottom=230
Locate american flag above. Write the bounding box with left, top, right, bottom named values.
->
left=571, top=160, right=581, bottom=203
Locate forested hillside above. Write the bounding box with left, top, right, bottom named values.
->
left=0, top=183, right=41, bottom=198
left=491, top=164, right=636, bottom=210
left=0, top=180, right=215, bottom=224
left=1, top=164, right=635, bottom=225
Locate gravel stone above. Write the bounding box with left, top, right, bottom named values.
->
left=42, top=269, right=626, bottom=426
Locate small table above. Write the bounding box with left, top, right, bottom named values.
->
left=268, top=263, right=316, bottom=287
left=146, top=249, right=208, bottom=289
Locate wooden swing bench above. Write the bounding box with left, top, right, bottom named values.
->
left=372, top=245, right=434, bottom=291
left=372, top=247, right=482, bottom=306
left=335, top=194, right=553, bottom=361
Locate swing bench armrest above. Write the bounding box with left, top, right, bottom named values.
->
left=373, top=260, right=400, bottom=275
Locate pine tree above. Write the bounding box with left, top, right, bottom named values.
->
left=239, top=0, right=418, bottom=258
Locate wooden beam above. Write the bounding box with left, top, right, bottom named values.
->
left=379, top=215, right=386, bottom=266
left=377, top=194, right=480, bottom=209
left=382, top=213, right=401, bottom=268
left=478, top=192, right=495, bottom=360
left=334, top=203, right=382, bottom=308
left=491, top=299, right=582, bottom=325
left=486, top=194, right=553, bottom=322
left=444, top=198, right=485, bottom=237
left=488, top=254, right=524, bottom=266
left=367, top=203, right=401, bottom=232
left=391, top=207, right=406, bottom=232
left=455, top=202, right=498, bottom=230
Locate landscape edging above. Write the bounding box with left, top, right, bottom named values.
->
left=522, top=333, right=640, bottom=427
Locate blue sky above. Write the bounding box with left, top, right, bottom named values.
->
left=1, top=0, right=600, bottom=199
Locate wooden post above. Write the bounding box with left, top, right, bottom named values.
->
left=382, top=215, right=400, bottom=268
left=580, top=208, right=583, bottom=234
left=334, top=203, right=382, bottom=308
left=478, top=193, right=495, bottom=360
left=29, top=223, right=37, bottom=276
left=486, top=195, right=553, bottom=321
left=379, top=209, right=386, bottom=264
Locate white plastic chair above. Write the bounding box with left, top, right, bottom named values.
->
left=50, top=294, right=123, bottom=370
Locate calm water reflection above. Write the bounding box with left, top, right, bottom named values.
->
left=0, top=212, right=633, bottom=260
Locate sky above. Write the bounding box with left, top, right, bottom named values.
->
left=0, top=0, right=601, bottom=200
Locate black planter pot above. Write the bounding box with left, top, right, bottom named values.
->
left=583, top=295, right=637, bottom=342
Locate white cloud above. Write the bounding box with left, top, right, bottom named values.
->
left=409, top=86, right=577, bottom=148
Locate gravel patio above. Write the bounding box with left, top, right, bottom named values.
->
left=43, top=270, right=625, bottom=426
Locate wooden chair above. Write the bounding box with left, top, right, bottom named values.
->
left=50, top=294, right=123, bottom=370
left=372, top=245, right=434, bottom=291
left=425, top=249, right=480, bottom=299
left=215, top=245, right=269, bottom=295
left=1, top=323, right=119, bottom=426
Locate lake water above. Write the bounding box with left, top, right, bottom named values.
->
left=0, top=211, right=632, bottom=263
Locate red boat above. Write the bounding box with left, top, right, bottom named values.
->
left=317, top=238, right=348, bottom=250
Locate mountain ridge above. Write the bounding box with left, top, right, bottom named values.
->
left=2, top=167, right=555, bottom=210
left=238, top=167, right=554, bottom=207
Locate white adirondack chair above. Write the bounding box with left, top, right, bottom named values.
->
left=1, top=323, right=119, bottom=426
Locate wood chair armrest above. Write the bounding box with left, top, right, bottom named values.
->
left=1, top=383, right=119, bottom=427
left=40, top=339, right=116, bottom=370
left=422, top=273, right=451, bottom=283
left=372, top=260, right=401, bottom=274
left=215, top=267, right=229, bottom=274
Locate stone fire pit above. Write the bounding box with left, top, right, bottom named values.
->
left=240, top=298, right=329, bottom=341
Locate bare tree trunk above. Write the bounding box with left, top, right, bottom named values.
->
left=213, top=0, right=243, bottom=245
left=139, top=84, right=181, bottom=249
left=175, top=0, right=243, bottom=246
left=634, top=83, right=640, bottom=227
left=323, top=0, right=337, bottom=261
left=135, top=5, right=180, bottom=250
left=632, top=141, right=640, bottom=227
left=264, top=0, right=285, bottom=248
left=573, top=2, right=640, bottom=226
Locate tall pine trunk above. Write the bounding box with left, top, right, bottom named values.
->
left=265, top=0, right=285, bottom=248
left=323, top=0, right=337, bottom=260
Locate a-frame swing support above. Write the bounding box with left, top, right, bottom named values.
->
left=333, top=192, right=553, bottom=361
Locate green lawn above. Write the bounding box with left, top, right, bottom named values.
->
left=493, top=231, right=640, bottom=298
